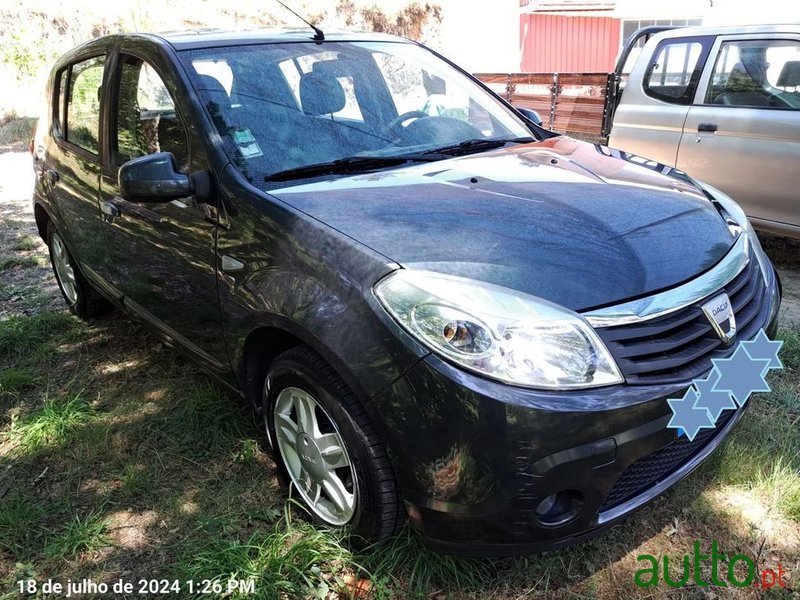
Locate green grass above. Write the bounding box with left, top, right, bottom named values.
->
left=0, top=367, right=39, bottom=393
left=119, top=463, right=152, bottom=499
left=147, top=381, right=249, bottom=455
left=702, top=327, right=800, bottom=518
left=45, top=512, right=110, bottom=560
left=0, top=267, right=797, bottom=598
left=0, top=311, right=79, bottom=362
left=172, top=516, right=359, bottom=600
left=778, top=326, right=800, bottom=371
left=11, top=234, right=38, bottom=252
left=0, top=256, right=38, bottom=271
left=0, top=492, right=47, bottom=559
left=9, top=394, right=97, bottom=452
left=233, top=438, right=259, bottom=464
left=359, top=527, right=493, bottom=598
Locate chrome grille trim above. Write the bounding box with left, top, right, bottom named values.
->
left=584, top=234, right=750, bottom=328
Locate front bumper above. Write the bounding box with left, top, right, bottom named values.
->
left=372, top=264, right=781, bottom=556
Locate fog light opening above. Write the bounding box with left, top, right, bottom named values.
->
left=535, top=490, right=583, bottom=527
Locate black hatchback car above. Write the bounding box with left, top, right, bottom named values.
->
left=31, top=28, right=781, bottom=555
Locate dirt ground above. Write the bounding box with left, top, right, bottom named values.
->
left=2, top=149, right=799, bottom=325
left=0, top=151, right=62, bottom=319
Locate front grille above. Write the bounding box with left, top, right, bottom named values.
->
left=600, top=411, right=734, bottom=511
left=596, top=254, right=766, bottom=385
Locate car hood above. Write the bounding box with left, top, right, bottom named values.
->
left=269, top=136, right=735, bottom=311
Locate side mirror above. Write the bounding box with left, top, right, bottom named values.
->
left=515, top=107, right=543, bottom=126
left=118, top=152, right=191, bottom=203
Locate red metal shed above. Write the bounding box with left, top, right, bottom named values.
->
left=520, top=13, right=621, bottom=72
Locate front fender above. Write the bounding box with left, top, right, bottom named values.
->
left=216, top=165, right=427, bottom=413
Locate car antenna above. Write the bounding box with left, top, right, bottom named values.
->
left=275, top=0, right=325, bottom=42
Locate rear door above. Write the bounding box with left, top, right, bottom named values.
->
left=609, top=35, right=714, bottom=166
left=677, top=34, right=800, bottom=234
left=47, top=52, right=121, bottom=294
left=99, top=49, right=228, bottom=374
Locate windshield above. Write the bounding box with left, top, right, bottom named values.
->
left=179, top=41, right=532, bottom=186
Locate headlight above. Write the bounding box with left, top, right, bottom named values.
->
left=374, top=270, right=623, bottom=389
left=698, top=182, right=771, bottom=282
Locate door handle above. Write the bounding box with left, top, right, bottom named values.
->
left=697, top=123, right=718, bottom=133
left=101, top=200, right=121, bottom=219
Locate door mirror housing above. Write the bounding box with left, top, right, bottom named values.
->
left=118, top=152, right=191, bottom=203
left=515, top=107, right=543, bottom=126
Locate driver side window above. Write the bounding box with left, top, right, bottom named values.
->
left=115, top=56, right=190, bottom=169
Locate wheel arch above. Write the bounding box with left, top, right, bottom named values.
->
left=238, top=320, right=375, bottom=424
left=240, top=325, right=303, bottom=417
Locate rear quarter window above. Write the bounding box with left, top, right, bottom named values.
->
left=644, top=36, right=713, bottom=105
left=65, top=55, right=105, bottom=154
left=53, top=69, right=68, bottom=138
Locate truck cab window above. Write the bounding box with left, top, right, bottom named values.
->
left=644, top=38, right=710, bottom=105
left=705, top=39, right=800, bottom=109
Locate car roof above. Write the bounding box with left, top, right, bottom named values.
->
left=163, top=27, right=409, bottom=48
left=68, top=28, right=412, bottom=55
left=649, top=22, right=800, bottom=42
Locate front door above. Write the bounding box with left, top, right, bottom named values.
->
left=677, top=35, right=800, bottom=233
left=99, top=52, right=227, bottom=373
left=609, top=35, right=713, bottom=167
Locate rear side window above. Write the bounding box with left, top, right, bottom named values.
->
left=66, top=56, right=105, bottom=154
left=53, top=69, right=68, bottom=137
left=704, top=39, right=800, bottom=109
left=644, top=37, right=712, bottom=105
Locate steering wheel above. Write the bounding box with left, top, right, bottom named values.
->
left=387, top=110, right=429, bottom=135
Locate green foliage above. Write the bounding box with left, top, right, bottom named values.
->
left=172, top=517, right=357, bottom=599
left=2, top=25, right=54, bottom=81
left=0, top=368, right=39, bottom=394
left=778, top=326, right=800, bottom=373
left=10, top=394, right=96, bottom=452
left=0, top=115, right=37, bottom=146
left=359, top=527, right=491, bottom=597
left=119, top=464, right=149, bottom=498
left=147, top=381, right=248, bottom=455
left=0, top=311, right=79, bottom=362
left=45, top=512, right=110, bottom=560
left=0, top=492, right=48, bottom=559
left=335, top=0, right=442, bottom=39
left=0, top=256, right=38, bottom=271
left=11, top=234, right=38, bottom=252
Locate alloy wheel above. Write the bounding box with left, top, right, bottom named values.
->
left=51, top=233, right=78, bottom=305
left=272, top=386, right=357, bottom=525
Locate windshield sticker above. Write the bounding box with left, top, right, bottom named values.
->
left=233, top=129, right=263, bottom=158
left=232, top=129, right=256, bottom=144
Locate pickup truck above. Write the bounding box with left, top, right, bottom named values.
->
left=606, top=24, right=800, bottom=239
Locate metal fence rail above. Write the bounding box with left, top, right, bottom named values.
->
left=475, top=72, right=612, bottom=138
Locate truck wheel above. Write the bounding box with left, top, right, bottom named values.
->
left=263, top=346, right=405, bottom=541
left=47, top=222, right=110, bottom=318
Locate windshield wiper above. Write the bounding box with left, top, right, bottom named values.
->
left=264, top=154, right=441, bottom=183
left=422, top=136, right=534, bottom=157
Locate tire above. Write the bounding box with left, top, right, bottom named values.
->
left=46, top=221, right=110, bottom=318
left=263, top=346, right=405, bottom=541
